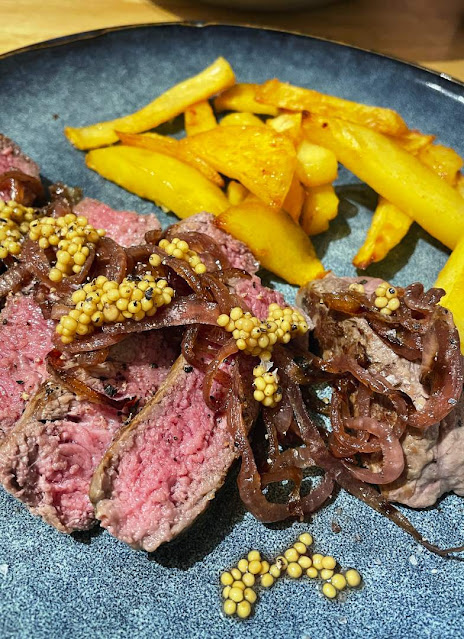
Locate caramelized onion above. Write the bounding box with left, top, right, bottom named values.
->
left=0, top=169, right=43, bottom=205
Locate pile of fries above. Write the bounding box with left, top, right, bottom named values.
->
left=65, top=56, right=464, bottom=343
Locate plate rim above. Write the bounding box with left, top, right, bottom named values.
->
left=1, top=20, right=463, bottom=91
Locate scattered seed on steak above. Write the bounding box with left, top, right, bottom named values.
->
left=104, top=384, right=118, bottom=397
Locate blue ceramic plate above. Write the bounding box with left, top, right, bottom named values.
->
left=0, top=23, right=463, bottom=639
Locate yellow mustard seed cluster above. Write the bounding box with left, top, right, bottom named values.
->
left=348, top=282, right=365, bottom=294
left=252, top=364, right=282, bottom=408
left=220, top=532, right=363, bottom=619
left=217, top=303, right=308, bottom=362
left=29, top=213, right=106, bottom=283
left=56, top=273, right=174, bottom=344
left=0, top=199, right=41, bottom=260
left=158, top=237, right=207, bottom=274
left=374, top=281, right=400, bottom=316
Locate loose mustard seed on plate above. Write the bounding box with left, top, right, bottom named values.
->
left=219, top=533, right=363, bottom=619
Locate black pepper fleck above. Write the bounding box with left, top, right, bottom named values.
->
left=183, top=365, right=193, bottom=373
left=104, top=384, right=117, bottom=397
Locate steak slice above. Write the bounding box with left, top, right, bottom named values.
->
left=0, top=199, right=162, bottom=439
left=298, top=273, right=464, bottom=507
left=381, top=402, right=464, bottom=507
left=0, top=294, right=54, bottom=440
left=297, top=274, right=428, bottom=410
left=0, top=331, right=179, bottom=531
left=0, top=134, right=40, bottom=180
left=90, top=272, right=286, bottom=551
left=74, top=198, right=160, bottom=247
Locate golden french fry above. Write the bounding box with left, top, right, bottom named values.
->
left=282, top=175, right=305, bottom=222
left=418, top=144, right=463, bottom=185
left=181, top=125, right=296, bottom=209
left=216, top=199, right=325, bottom=285
left=353, top=198, right=413, bottom=268
left=296, top=140, right=338, bottom=188
left=266, top=112, right=302, bottom=145
left=457, top=173, right=464, bottom=198
left=435, top=236, right=464, bottom=353
left=303, top=115, right=464, bottom=249
left=226, top=181, right=249, bottom=205
left=65, top=57, right=235, bottom=150
left=184, top=100, right=217, bottom=136
left=219, top=112, right=265, bottom=127
left=256, top=79, right=408, bottom=136
left=391, top=129, right=435, bottom=155
left=86, top=146, right=229, bottom=219
left=116, top=131, right=224, bottom=187
left=214, top=83, right=278, bottom=116
left=301, top=184, right=339, bottom=235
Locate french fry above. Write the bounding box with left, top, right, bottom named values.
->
left=435, top=236, right=464, bottom=353
left=266, top=112, right=302, bottom=145
left=457, top=173, right=464, bottom=198
left=181, top=125, right=296, bottom=209
left=219, top=112, right=265, bottom=127
left=296, top=140, right=338, bottom=188
left=353, top=198, right=413, bottom=268
left=282, top=175, right=305, bottom=222
left=301, top=184, right=339, bottom=235
left=184, top=100, right=217, bottom=136
left=214, top=83, right=278, bottom=116
left=116, top=131, right=224, bottom=187
left=65, top=57, right=235, bottom=150
left=216, top=199, right=326, bottom=285
left=418, top=144, right=463, bottom=185
left=256, top=79, right=408, bottom=135
left=303, top=115, right=464, bottom=249
left=226, top=181, right=249, bottom=205
left=392, top=129, right=435, bottom=155
left=86, top=146, right=229, bottom=219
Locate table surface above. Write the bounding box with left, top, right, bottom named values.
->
left=1, top=0, right=463, bottom=82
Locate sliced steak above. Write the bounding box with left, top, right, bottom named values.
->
left=0, top=135, right=40, bottom=180
left=298, top=273, right=464, bottom=507
left=0, top=201, right=163, bottom=438
left=382, top=401, right=464, bottom=507
left=0, top=331, right=178, bottom=531
left=0, top=294, right=54, bottom=440
left=90, top=270, right=285, bottom=551
left=297, top=274, right=428, bottom=410
left=74, top=198, right=160, bottom=247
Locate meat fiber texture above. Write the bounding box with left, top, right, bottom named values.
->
left=74, top=198, right=160, bottom=247
left=0, top=294, right=54, bottom=441
left=298, top=273, right=464, bottom=508
left=0, top=331, right=178, bottom=532
left=91, top=217, right=286, bottom=551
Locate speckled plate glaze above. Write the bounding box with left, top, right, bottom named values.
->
left=1, top=23, right=464, bottom=639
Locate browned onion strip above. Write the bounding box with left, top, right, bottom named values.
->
left=0, top=169, right=44, bottom=205
left=229, top=390, right=293, bottom=523
left=94, top=237, right=127, bottom=283
left=286, top=378, right=464, bottom=556
left=342, top=417, right=405, bottom=484
left=408, top=315, right=463, bottom=429
left=71, top=348, right=110, bottom=367
left=103, top=296, right=220, bottom=336
left=165, top=229, right=231, bottom=271
left=203, top=338, right=238, bottom=411
left=0, top=261, right=32, bottom=299
left=144, top=228, right=163, bottom=245
left=47, top=350, right=127, bottom=409
left=125, top=244, right=154, bottom=273
left=60, top=331, right=126, bottom=353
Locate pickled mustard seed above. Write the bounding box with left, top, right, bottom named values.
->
left=219, top=533, right=363, bottom=618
